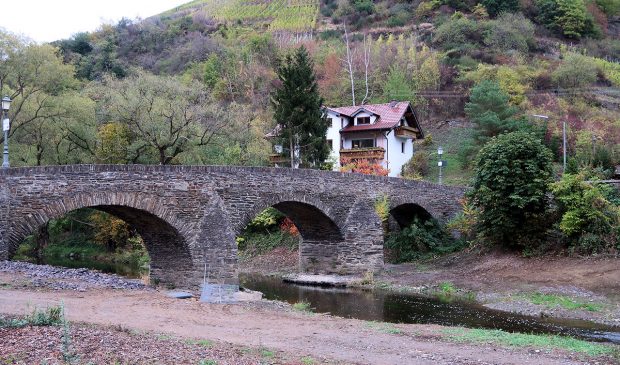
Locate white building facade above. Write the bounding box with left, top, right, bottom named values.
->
left=324, top=101, right=424, bottom=177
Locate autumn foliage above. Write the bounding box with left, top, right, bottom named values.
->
left=340, top=158, right=389, bottom=176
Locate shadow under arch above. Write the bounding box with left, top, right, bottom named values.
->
left=389, top=203, right=434, bottom=229
left=240, top=199, right=344, bottom=274
left=8, top=196, right=194, bottom=287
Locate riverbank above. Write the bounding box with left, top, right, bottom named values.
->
left=239, top=248, right=620, bottom=328
left=0, top=265, right=618, bottom=364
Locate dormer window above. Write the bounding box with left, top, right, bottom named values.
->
left=357, top=116, right=370, bottom=125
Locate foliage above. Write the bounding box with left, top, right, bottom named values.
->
left=484, top=13, right=535, bottom=54
left=525, top=292, right=603, bottom=311
left=550, top=174, right=618, bottom=253
left=536, top=0, right=590, bottom=38
left=0, top=305, right=64, bottom=328
left=385, top=217, right=463, bottom=262
left=552, top=53, right=598, bottom=89
left=374, top=195, right=390, bottom=225
left=90, top=211, right=134, bottom=252
left=595, top=0, right=620, bottom=15
left=271, top=46, right=328, bottom=167
left=292, top=301, right=313, bottom=312
left=446, top=198, right=478, bottom=240
left=95, top=71, right=227, bottom=165
left=464, top=80, right=521, bottom=144
left=469, top=131, right=554, bottom=246
left=480, top=0, right=520, bottom=16
left=95, top=122, right=131, bottom=164
left=245, top=208, right=285, bottom=233
left=382, top=66, right=415, bottom=103
left=433, top=17, right=480, bottom=53
left=443, top=327, right=616, bottom=356
left=401, top=152, right=430, bottom=179
left=340, top=157, right=390, bottom=176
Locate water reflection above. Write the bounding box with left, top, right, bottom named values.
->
left=240, top=273, right=620, bottom=344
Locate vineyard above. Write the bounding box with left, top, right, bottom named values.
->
left=176, top=0, right=320, bottom=32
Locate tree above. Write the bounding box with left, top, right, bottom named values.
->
left=271, top=46, right=329, bottom=168
left=96, top=71, right=225, bottom=165
left=469, top=131, right=554, bottom=246
left=537, top=0, right=589, bottom=38
left=552, top=53, right=598, bottom=89
left=480, top=0, right=520, bottom=17
left=383, top=66, right=415, bottom=102
left=464, top=80, right=521, bottom=144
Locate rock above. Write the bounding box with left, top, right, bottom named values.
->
left=167, top=291, right=193, bottom=299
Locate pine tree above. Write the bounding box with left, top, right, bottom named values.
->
left=271, top=46, right=328, bottom=168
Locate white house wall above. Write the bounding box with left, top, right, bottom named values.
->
left=326, top=110, right=342, bottom=169
left=386, top=131, right=413, bottom=177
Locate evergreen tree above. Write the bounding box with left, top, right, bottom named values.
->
left=271, top=46, right=328, bottom=168
left=464, top=80, right=521, bottom=144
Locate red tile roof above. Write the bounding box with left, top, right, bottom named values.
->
left=327, top=102, right=412, bottom=132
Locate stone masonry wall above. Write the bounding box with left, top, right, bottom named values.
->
left=0, top=165, right=465, bottom=288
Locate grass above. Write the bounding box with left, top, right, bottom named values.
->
left=292, top=301, right=313, bottom=313
left=443, top=327, right=618, bottom=357
left=186, top=339, right=213, bottom=347
left=523, top=293, right=603, bottom=312
left=365, top=321, right=403, bottom=335
left=0, top=305, right=64, bottom=328
left=300, top=356, right=316, bottom=364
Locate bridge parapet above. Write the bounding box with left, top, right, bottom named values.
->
left=0, top=165, right=465, bottom=290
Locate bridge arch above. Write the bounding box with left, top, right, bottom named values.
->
left=8, top=192, right=194, bottom=286
left=237, top=195, right=344, bottom=273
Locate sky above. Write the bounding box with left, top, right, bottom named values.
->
left=0, top=0, right=190, bottom=43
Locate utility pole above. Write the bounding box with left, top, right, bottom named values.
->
left=563, top=120, right=567, bottom=173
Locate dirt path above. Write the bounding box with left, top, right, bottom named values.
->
left=0, top=287, right=609, bottom=365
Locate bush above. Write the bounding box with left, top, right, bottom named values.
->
left=385, top=217, right=462, bottom=262
left=433, top=17, right=480, bottom=52
left=480, top=0, right=520, bottom=16
left=552, top=53, right=599, bottom=89
left=469, top=131, right=554, bottom=246
left=340, top=158, right=390, bottom=176
left=484, top=13, right=535, bottom=54
left=402, top=152, right=430, bottom=179
left=550, top=174, right=618, bottom=250
left=536, top=0, right=589, bottom=38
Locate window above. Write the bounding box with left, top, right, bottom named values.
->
left=401, top=142, right=405, bottom=153
left=327, top=139, right=333, bottom=150
left=357, top=116, right=370, bottom=125
left=328, top=117, right=333, bottom=126
left=351, top=139, right=375, bottom=148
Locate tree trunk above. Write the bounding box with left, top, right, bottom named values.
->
left=289, top=133, right=295, bottom=168
left=34, top=222, right=49, bottom=265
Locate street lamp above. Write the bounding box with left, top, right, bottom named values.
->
left=2, top=96, right=11, bottom=169
left=437, top=146, right=444, bottom=185
left=530, top=114, right=566, bottom=173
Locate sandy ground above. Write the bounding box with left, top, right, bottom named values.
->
left=1, top=251, right=620, bottom=364
left=0, top=284, right=616, bottom=365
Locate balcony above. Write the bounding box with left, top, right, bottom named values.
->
left=339, top=147, right=385, bottom=160
left=395, top=125, right=421, bottom=139
left=269, top=154, right=290, bottom=165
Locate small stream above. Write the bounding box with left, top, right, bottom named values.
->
left=240, top=273, right=620, bottom=344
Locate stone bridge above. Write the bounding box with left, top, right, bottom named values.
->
left=0, top=165, right=464, bottom=290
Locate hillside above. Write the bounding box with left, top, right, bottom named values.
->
left=0, top=0, right=615, bottom=183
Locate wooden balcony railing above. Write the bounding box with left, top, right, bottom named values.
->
left=268, top=154, right=290, bottom=164
left=395, top=125, right=421, bottom=139
left=339, top=147, right=385, bottom=160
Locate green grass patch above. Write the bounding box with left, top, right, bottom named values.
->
left=300, top=356, right=316, bottom=365
left=365, top=321, right=403, bottom=335
left=186, top=339, right=213, bottom=347
left=0, top=305, right=64, bottom=328
left=524, top=293, right=603, bottom=312
left=292, top=301, right=313, bottom=313
left=443, top=327, right=617, bottom=357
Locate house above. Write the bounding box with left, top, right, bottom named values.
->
left=266, top=100, right=424, bottom=177
left=324, top=100, right=424, bottom=177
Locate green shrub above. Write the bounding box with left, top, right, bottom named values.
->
left=550, top=173, right=619, bottom=253
left=480, top=0, right=520, bottom=16
left=469, top=132, right=554, bottom=246
left=402, top=152, right=430, bottom=179
left=385, top=217, right=464, bottom=262
left=552, top=53, right=598, bottom=89
left=484, top=13, right=535, bottom=54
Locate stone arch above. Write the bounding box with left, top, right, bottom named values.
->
left=388, top=199, right=437, bottom=230
left=237, top=194, right=344, bottom=273
left=8, top=192, right=194, bottom=286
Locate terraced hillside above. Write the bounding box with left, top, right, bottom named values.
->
left=166, top=0, right=320, bottom=32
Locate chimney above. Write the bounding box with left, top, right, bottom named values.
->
left=389, top=100, right=398, bottom=107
